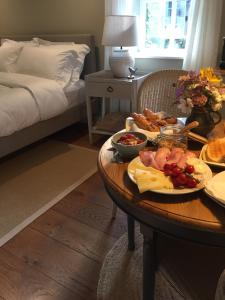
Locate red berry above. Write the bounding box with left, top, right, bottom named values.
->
left=171, top=163, right=177, bottom=169
left=164, top=163, right=172, bottom=170
left=172, top=176, right=181, bottom=188
left=186, top=177, right=197, bottom=188
left=171, top=167, right=182, bottom=177
left=176, top=173, right=188, bottom=185
left=125, top=133, right=135, bottom=139
left=185, top=165, right=195, bottom=174
left=164, top=169, right=173, bottom=176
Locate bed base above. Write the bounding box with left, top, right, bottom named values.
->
left=0, top=105, right=87, bottom=159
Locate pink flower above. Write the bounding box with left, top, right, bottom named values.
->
left=175, top=68, right=225, bottom=112
left=191, top=95, right=208, bottom=107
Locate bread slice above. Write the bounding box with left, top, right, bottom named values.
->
left=206, top=137, right=225, bottom=162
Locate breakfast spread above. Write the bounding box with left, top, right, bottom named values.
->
left=127, top=146, right=211, bottom=193
left=120, top=107, right=224, bottom=197
left=131, top=108, right=177, bottom=132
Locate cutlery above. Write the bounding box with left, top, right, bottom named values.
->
left=180, top=121, right=199, bottom=133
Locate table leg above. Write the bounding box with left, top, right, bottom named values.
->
left=111, top=202, right=117, bottom=219
left=141, top=225, right=157, bottom=300
left=127, top=215, right=135, bottom=251
left=101, top=97, right=106, bottom=119
left=86, top=96, right=93, bottom=144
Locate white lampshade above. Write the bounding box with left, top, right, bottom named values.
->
left=102, top=15, right=138, bottom=47
left=102, top=15, right=138, bottom=78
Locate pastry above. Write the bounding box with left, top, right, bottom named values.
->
left=131, top=109, right=177, bottom=132
left=131, top=113, right=152, bottom=131
left=143, top=108, right=159, bottom=121
left=206, top=137, right=225, bottom=162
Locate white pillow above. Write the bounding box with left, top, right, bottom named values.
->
left=33, top=37, right=75, bottom=46
left=0, top=46, right=22, bottom=72
left=40, top=44, right=90, bottom=82
left=15, top=46, right=77, bottom=87
left=1, top=38, right=39, bottom=47
left=70, top=44, right=90, bottom=82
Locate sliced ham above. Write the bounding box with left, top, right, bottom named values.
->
left=166, top=147, right=185, bottom=165
left=154, top=147, right=171, bottom=170
left=139, top=147, right=196, bottom=171
left=139, top=150, right=160, bottom=169
left=177, top=151, right=196, bottom=168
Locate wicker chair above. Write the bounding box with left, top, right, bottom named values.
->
left=137, top=69, right=188, bottom=116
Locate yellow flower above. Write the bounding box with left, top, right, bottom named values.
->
left=200, top=67, right=222, bottom=85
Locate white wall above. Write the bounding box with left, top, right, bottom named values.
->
left=0, top=0, right=105, bottom=67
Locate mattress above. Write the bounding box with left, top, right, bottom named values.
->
left=64, top=79, right=86, bottom=108
left=0, top=72, right=68, bottom=137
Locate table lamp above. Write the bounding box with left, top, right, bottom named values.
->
left=102, top=15, right=138, bottom=78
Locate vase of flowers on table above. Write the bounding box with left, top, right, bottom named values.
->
left=176, top=67, right=225, bottom=137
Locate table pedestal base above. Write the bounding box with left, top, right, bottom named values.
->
left=127, top=215, right=135, bottom=250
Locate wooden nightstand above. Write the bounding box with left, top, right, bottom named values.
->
left=85, top=70, right=150, bottom=143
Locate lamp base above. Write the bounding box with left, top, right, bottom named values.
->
left=109, top=50, right=135, bottom=78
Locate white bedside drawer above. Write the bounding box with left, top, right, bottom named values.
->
left=87, top=82, right=131, bottom=99
left=85, top=70, right=150, bottom=144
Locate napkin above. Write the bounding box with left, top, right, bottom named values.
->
left=205, top=171, right=225, bottom=202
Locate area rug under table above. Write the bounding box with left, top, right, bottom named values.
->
left=97, top=229, right=197, bottom=300
left=0, top=140, right=97, bottom=246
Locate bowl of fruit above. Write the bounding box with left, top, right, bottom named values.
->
left=112, top=131, right=148, bottom=159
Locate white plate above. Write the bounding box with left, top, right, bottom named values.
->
left=204, top=189, right=225, bottom=208
left=127, top=156, right=213, bottom=195
left=199, top=145, right=225, bottom=168
left=204, top=171, right=225, bottom=207
left=134, top=127, right=159, bottom=140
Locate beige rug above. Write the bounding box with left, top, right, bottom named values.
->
left=0, top=140, right=98, bottom=246
left=97, top=229, right=197, bottom=300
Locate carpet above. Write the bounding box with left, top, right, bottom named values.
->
left=97, top=229, right=195, bottom=300
left=0, top=140, right=98, bottom=246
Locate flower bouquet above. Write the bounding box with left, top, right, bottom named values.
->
left=176, top=68, right=225, bottom=136
left=176, top=67, right=225, bottom=114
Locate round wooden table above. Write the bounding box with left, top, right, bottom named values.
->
left=98, top=136, right=225, bottom=300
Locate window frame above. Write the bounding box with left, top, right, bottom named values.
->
left=136, top=0, right=191, bottom=59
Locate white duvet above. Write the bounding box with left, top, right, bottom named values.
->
left=0, top=72, right=68, bottom=137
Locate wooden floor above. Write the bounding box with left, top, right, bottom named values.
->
left=0, top=123, right=127, bottom=300
left=1, top=123, right=225, bottom=300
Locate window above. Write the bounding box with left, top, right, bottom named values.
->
left=137, top=0, right=191, bottom=58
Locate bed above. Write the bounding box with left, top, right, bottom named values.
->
left=0, top=33, right=96, bottom=158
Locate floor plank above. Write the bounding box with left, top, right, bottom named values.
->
left=0, top=248, right=78, bottom=300
left=30, top=209, right=116, bottom=263
left=53, top=183, right=127, bottom=239
left=0, top=123, right=126, bottom=300
left=3, top=227, right=100, bottom=300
